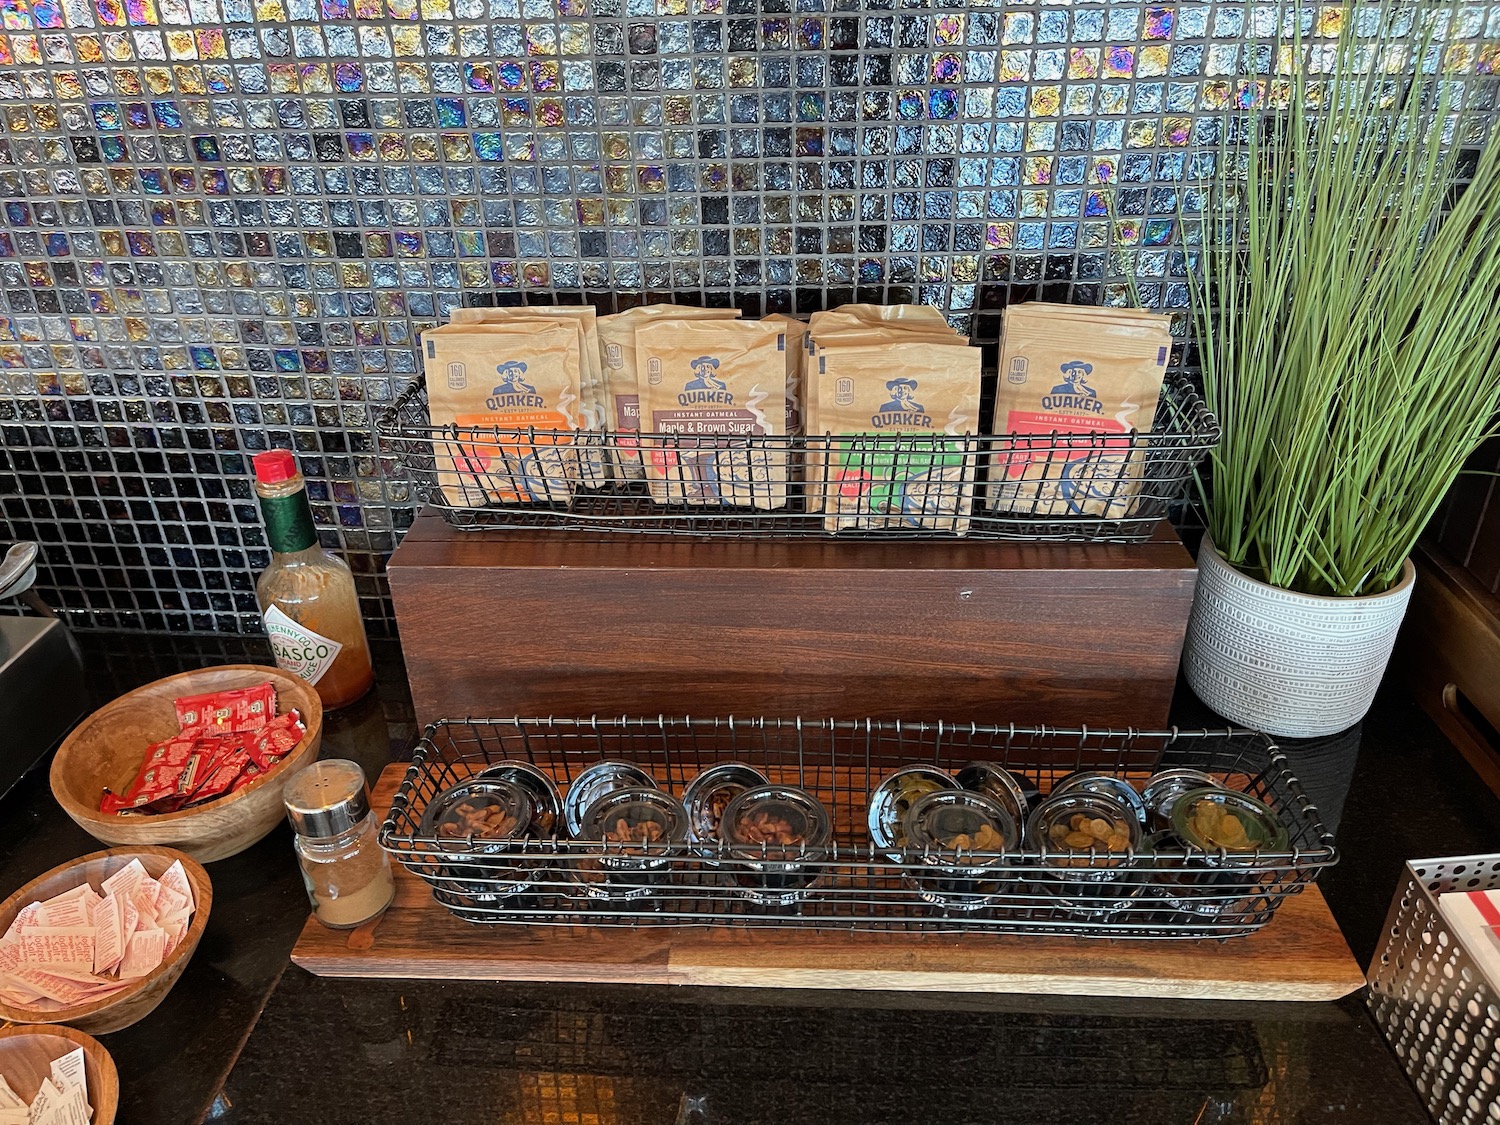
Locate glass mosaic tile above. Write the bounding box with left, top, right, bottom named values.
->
left=0, top=1, right=1496, bottom=633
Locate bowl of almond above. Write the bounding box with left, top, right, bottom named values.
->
left=718, top=785, right=831, bottom=906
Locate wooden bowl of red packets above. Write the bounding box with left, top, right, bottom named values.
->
left=50, top=665, right=323, bottom=863
left=0, top=847, right=212, bottom=1035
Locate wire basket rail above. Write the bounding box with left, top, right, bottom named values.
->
left=378, top=717, right=1336, bottom=938
left=375, top=374, right=1218, bottom=541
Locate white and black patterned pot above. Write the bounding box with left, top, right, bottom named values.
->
left=1182, top=536, right=1417, bottom=739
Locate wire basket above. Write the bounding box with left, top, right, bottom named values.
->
left=378, top=717, right=1336, bottom=937
left=375, top=374, right=1218, bottom=541
left=1366, top=856, right=1500, bottom=1125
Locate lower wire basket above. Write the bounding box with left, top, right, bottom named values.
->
left=378, top=717, right=1337, bottom=938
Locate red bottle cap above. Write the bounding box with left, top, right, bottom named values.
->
left=253, top=449, right=299, bottom=484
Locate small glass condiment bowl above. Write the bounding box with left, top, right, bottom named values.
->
left=562, top=760, right=659, bottom=838
left=682, top=762, right=768, bottom=861
left=954, top=761, right=1030, bottom=823
left=419, top=778, right=540, bottom=901
left=1048, top=771, right=1149, bottom=827
left=574, top=786, right=687, bottom=900
left=867, top=765, right=957, bottom=861
left=1141, top=769, right=1221, bottom=833
left=1171, top=789, right=1289, bottom=857
left=902, top=789, right=1019, bottom=912
left=1169, top=788, right=1291, bottom=913
left=1025, top=791, right=1147, bottom=919
left=719, top=785, right=831, bottom=906
left=475, top=760, right=563, bottom=838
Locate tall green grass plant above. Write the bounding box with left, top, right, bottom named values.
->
left=1192, top=0, right=1500, bottom=597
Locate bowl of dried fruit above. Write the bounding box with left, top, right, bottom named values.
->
left=573, top=787, right=688, bottom=900
left=718, top=785, right=831, bottom=906
left=901, top=789, right=1019, bottom=912
left=1166, top=788, right=1289, bottom=908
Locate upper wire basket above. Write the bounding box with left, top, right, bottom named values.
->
left=375, top=373, right=1218, bottom=541
left=379, top=717, right=1336, bottom=938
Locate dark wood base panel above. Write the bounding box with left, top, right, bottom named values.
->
left=389, top=512, right=1198, bottom=729
left=1393, top=541, right=1500, bottom=798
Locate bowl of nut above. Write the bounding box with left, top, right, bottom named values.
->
left=574, top=787, right=688, bottom=900
left=417, top=778, right=543, bottom=910
left=682, top=763, right=768, bottom=863
left=718, top=785, right=831, bottom=906
left=902, top=789, right=1019, bottom=912
left=1024, top=792, right=1149, bottom=919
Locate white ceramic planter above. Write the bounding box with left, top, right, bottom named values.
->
left=1182, top=536, right=1417, bottom=739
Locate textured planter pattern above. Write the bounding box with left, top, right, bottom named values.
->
left=1183, top=538, right=1417, bottom=739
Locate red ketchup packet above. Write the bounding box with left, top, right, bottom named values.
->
left=244, top=710, right=305, bottom=770
left=174, top=682, right=277, bottom=735
left=101, top=680, right=290, bottom=816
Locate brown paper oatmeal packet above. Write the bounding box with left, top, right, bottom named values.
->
left=597, top=304, right=742, bottom=480
left=804, top=325, right=968, bottom=512
left=422, top=320, right=583, bottom=507
left=989, top=303, right=1171, bottom=519
left=808, top=339, right=981, bottom=532
left=448, top=305, right=608, bottom=487
left=760, top=313, right=808, bottom=435
left=805, top=306, right=959, bottom=438
left=635, top=318, right=790, bottom=509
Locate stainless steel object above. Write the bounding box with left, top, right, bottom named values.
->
left=0, top=542, right=87, bottom=799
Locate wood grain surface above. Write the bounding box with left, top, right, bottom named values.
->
left=389, top=512, right=1198, bottom=729
left=0, top=847, right=213, bottom=1035
left=1392, top=541, right=1500, bottom=798
left=291, top=765, right=1365, bottom=1001
left=49, top=664, right=323, bottom=863
left=0, top=1024, right=118, bottom=1125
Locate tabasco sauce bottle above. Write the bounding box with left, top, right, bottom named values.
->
left=252, top=450, right=374, bottom=710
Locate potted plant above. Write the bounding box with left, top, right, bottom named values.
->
left=1183, top=1, right=1500, bottom=738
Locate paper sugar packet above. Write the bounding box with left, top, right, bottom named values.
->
left=0, top=860, right=195, bottom=1011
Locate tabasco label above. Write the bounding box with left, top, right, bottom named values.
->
left=264, top=604, right=342, bottom=685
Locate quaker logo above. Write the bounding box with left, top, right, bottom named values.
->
left=1040, top=360, right=1104, bottom=415
left=485, top=360, right=545, bottom=410
left=872, top=377, right=933, bottom=428
left=678, top=356, right=734, bottom=406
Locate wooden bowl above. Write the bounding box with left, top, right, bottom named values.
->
left=0, top=847, right=212, bottom=1035
left=0, top=1024, right=119, bottom=1125
left=50, top=664, right=323, bottom=863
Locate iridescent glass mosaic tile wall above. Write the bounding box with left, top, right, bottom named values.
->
left=0, top=0, right=1496, bottom=633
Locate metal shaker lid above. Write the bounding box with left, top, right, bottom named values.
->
left=283, top=758, right=370, bottom=838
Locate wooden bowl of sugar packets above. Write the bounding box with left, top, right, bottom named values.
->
left=0, top=847, right=212, bottom=1035
left=50, top=665, right=323, bottom=863
left=0, top=1024, right=118, bottom=1125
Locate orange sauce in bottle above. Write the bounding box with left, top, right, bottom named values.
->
left=253, top=450, right=374, bottom=710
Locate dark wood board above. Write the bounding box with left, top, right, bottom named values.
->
left=291, top=766, right=1366, bottom=1001
left=1392, top=541, right=1500, bottom=799
left=388, top=512, right=1198, bottom=729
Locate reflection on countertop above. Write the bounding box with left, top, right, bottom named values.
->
left=3, top=632, right=1498, bottom=1125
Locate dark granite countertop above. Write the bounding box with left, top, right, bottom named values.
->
left=4, top=632, right=1499, bottom=1125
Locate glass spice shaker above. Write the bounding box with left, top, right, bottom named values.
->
left=283, top=760, right=395, bottom=929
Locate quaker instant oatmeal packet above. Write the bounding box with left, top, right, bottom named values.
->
left=635, top=318, right=790, bottom=509
left=597, top=304, right=742, bottom=479
left=989, top=303, right=1171, bottom=519
left=422, top=320, right=583, bottom=507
